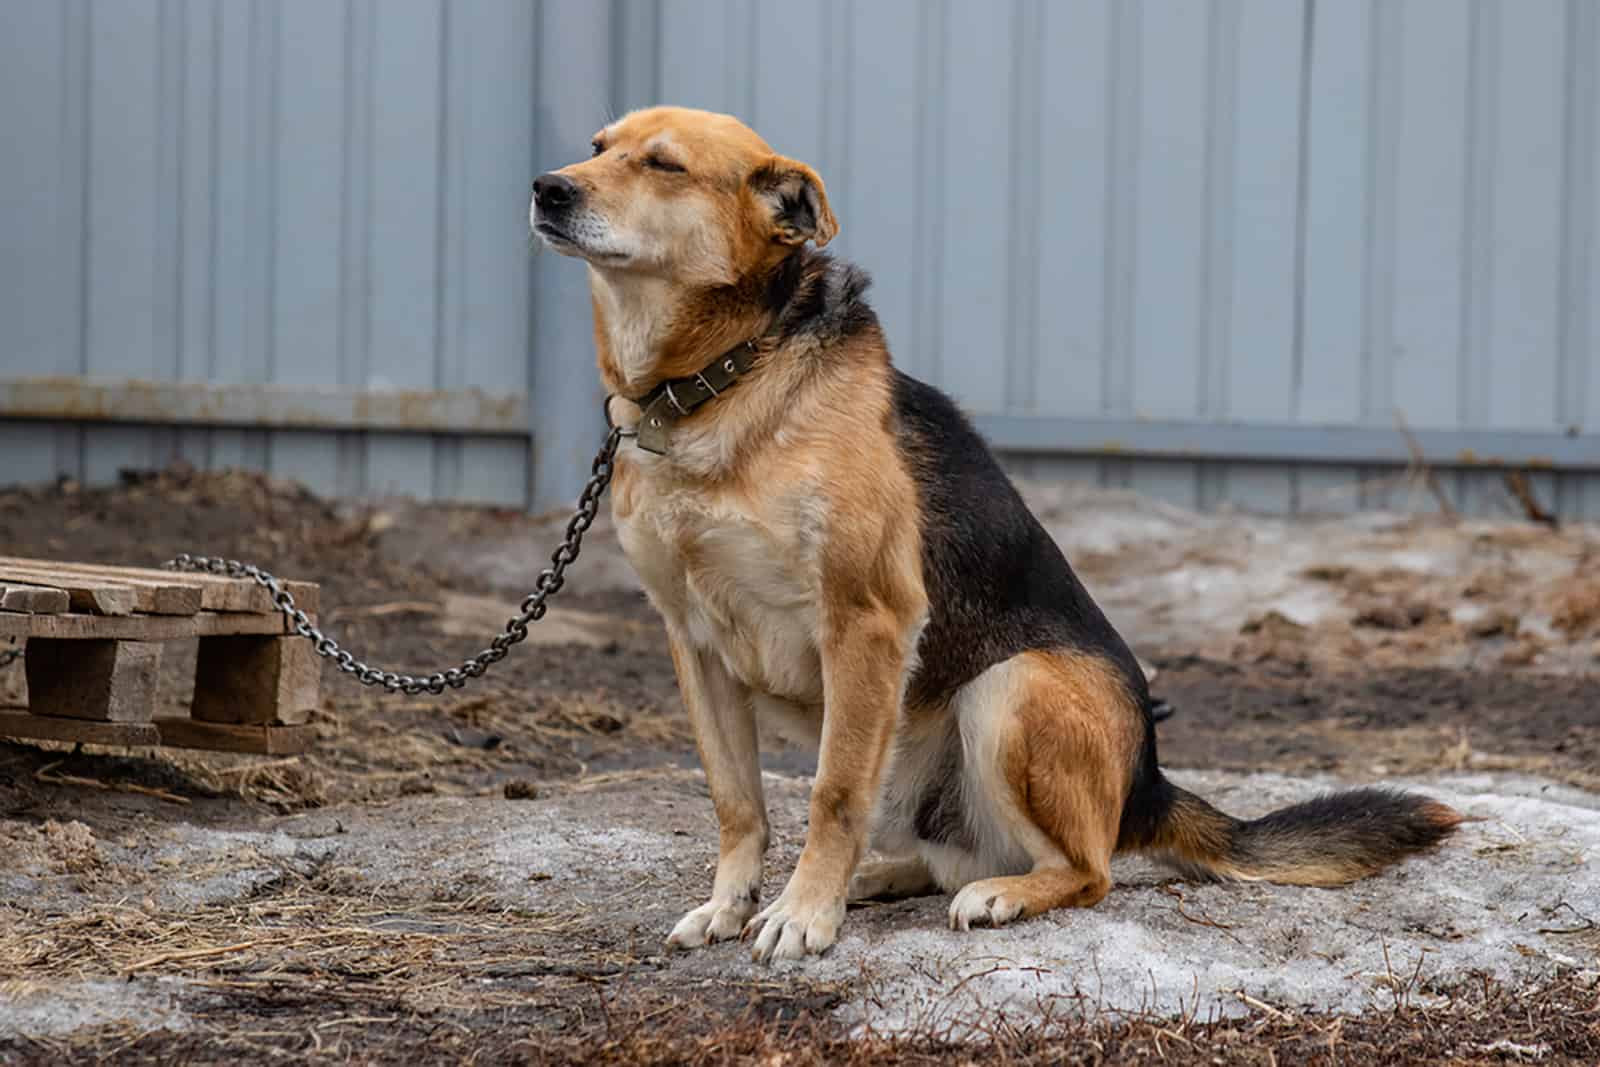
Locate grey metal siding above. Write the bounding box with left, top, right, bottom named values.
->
left=1, top=0, right=545, bottom=505
left=3, top=0, right=1598, bottom=518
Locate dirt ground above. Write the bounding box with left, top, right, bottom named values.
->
left=0, top=467, right=1597, bottom=1065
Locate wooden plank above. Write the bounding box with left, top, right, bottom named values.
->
left=0, top=557, right=317, bottom=614
left=0, top=566, right=136, bottom=616
left=0, top=710, right=160, bottom=748
left=0, top=561, right=201, bottom=615
left=0, top=581, right=71, bottom=614
left=192, top=635, right=318, bottom=725
left=0, top=611, right=299, bottom=640
left=24, top=639, right=163, bottom=722
left=154, top=717, right=315, bottom=755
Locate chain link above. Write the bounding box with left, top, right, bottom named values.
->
left=156, top=427, right=624, bottom=695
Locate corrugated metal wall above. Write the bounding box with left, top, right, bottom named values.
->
left=0, top=0, right=558, bottom=505
left=626, top=0, right=1600, bottom=518
left=3, top=1, right=1598, bottom=516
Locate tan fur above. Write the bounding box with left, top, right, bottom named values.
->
left=533, top=105, right=1458, bottom=961
left=942, top=650, right=1134, bottom=929
left=548, top=106, right=835, bottom=398
left=540, top=107, right=925, bottom=961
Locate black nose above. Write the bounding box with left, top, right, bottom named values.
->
left=533, top=172, right=580, bottom=211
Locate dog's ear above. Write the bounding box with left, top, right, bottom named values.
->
left=749, top=156, right=838, bottom=248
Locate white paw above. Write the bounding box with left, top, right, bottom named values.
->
left=666, top=896, right=756, bottom=950
left=948, top=880, right=1026, bottom=931
left=743, top=883, right=845, bottom=962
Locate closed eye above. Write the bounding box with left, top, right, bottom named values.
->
left=644, top=154, right=686, bottom=174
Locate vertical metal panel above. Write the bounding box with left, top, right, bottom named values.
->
left=1125, top=0, right=1208, bottom=508
left=838, top=0, right=918, bottom=371
left=1033, top=0, right=1111, bottom=418
left=207, top=0, right=271, bottom=475
left=361, top=0, right=441, bottom=500
left=1389, top=1, right=1470, bottom=439
left=1584, top=0, right=1600, bottom=519
left=1027, top=0, right=1112, bottom=490
left=81, top=1, right=164, bottom=484
left=174, top=0, right=218, bottom=471
left=441, top=0, right=535, bottom=506
left=1215, top=0, right=1302, bottom=514
left=1297, top=0, right=1373, bottom=511
left=0, top=2, right=73, bottom=484
left=934, top=2, right=1014, bottom=411
left=528, top=0, right=611, bottom=511
left=269, top=0, right=348, bottom=497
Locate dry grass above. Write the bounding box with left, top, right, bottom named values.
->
left=2, top=970, right=1596, bottom=1066
left=0, top=871, right=600, bottom=1004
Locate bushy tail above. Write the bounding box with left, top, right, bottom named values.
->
left=1144, top=781, right=1463, bottom=886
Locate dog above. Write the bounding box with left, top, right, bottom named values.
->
left=531, top=106, right=1461, bottom=963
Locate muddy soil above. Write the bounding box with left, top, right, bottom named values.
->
left=0, top=469, right=1597, bottom=1064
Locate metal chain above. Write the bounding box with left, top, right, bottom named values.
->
left=160, top=426, right=624, bottom=695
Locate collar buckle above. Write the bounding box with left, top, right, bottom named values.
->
left=663, top=381, right=690, bottom=417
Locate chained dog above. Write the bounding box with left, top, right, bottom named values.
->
left=530, top=106, right=1461, bottom=963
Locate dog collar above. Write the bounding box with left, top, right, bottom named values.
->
left=613, top=339, right=762, bottom=455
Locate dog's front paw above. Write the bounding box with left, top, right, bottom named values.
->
left=742, top=880, right=845, bottom=962
left=667, top=895, right=756, bottom=950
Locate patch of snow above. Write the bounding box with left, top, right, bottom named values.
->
left=0, top=979, right=188, bottom=1038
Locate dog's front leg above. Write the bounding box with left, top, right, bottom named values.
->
left=745, top=606, right=912, bottom=962
left=664, top=632, right=767, bottom=950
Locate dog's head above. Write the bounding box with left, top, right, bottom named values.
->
left=530, top=107, right=837, bottom=285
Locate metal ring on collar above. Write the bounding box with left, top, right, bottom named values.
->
left=602, top=394, right=639, bottom=438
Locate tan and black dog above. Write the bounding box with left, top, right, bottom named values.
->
left=530, top=106, right=1461, bottom=963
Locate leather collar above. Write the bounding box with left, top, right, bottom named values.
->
left=613, top=338, right=763, bottom=455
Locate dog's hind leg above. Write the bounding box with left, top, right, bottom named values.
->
left=664, top=634, right=767, bottom=949
left=945, top=650, right=1134, bottom=931
left=849, top=854, right=937, bottom=902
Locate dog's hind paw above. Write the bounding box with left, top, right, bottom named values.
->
left=948, top=879, right=1027, bottom=931
left=667, top=897, right=755, bottom=949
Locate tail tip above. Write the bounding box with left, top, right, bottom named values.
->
left=1417, top=798, right=1468, bottom=836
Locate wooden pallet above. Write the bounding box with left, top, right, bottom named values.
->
left=0, top=556, right=320, bottom=755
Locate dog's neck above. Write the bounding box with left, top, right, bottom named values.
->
left=588, top=254, right=803, bottom=400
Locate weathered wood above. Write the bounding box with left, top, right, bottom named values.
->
left=0, top=710, right=161, bottom=747
left=0, top=557, right=318, bottom=614
left=0, top=560, right=202, bottom=614
left=154, top=717, right=315, bottom=755
left=0, top=581, right=71, bottom=614
left=0, top=561, right=200, bottom=615
left=24, top=639, right=163, bottom=722
left=192, top=636, right=318, bottom=725
left=0, top=566, right=136, bottom=615
left=0, top=611, right=301, bottom=640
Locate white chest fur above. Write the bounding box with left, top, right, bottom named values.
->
left=617, top=475, right=828, bottom=707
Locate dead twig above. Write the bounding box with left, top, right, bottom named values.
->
left=1233, top=990, right=1293, bottom=1021
left=1536, top=901, right=1596, bottom=936
left=125, top=940, right=263, bottom=974
left=1159, top=884, right=1243, bottom=944
left=35, top=762, right=190, bottom=806
left=1503, top=471, right=1559, bottom=528
left=1394, top=410, right=1458, bottom=521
